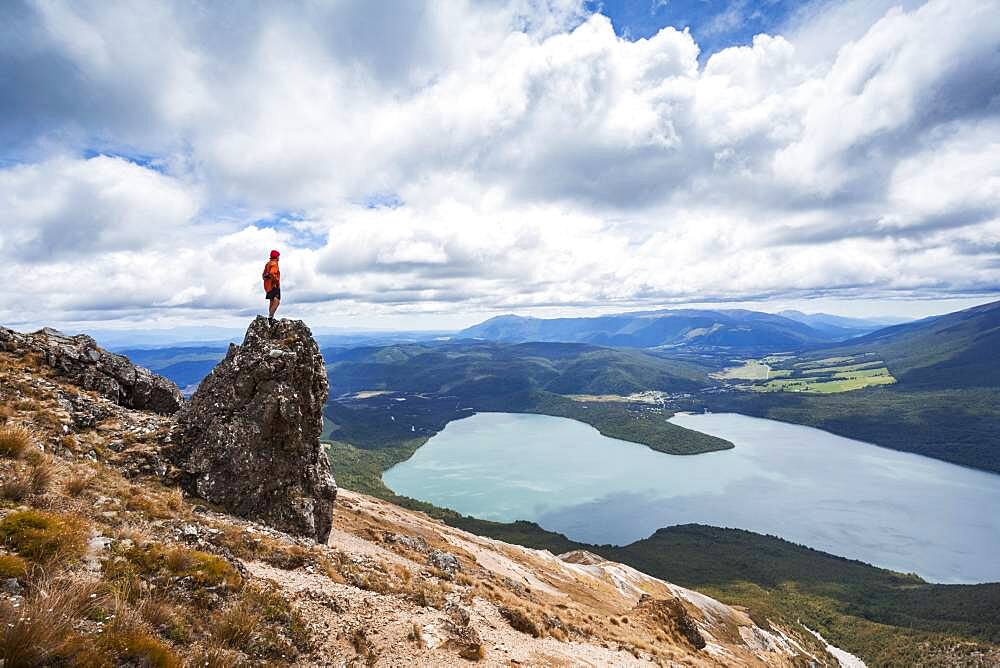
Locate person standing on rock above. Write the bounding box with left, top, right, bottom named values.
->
left=263, top=249, right=281, bottom=320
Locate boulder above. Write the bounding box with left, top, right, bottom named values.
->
left=0, top=326, right=182, bottom=414
left=171, top=316, right=337, bottom=542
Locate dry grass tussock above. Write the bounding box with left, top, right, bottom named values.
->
left=213, top=600, right=263, bottom=648
left=328, top=549, right=451, bottom=609
left=104, top=540, right=242, bottom=593
left=28, top=457, right=54, bottom=494
left=0, top=472, right=32, bottom=502
left=0, top=575, right=105, bottom=667
left=352, top=627, right=378, bottom=666
left=94, top=595, right=183, bottom=668
left=210, top=523, right=314, bottom=569
left=0, top=424, right=32, bottom=458
left=65, top=468, right=94, bottom=496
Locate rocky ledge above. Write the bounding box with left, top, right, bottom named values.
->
left=171, top=316, right=337, bottom=542
left=0, top=326, right=182, bottom=414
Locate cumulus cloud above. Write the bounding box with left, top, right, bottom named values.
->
left=0, top=0, right=998, bottom=328
left=0, top=155, right=199, bottom=260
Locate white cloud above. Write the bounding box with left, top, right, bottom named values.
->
left=0, top=0, right=998, bottom=329
left=0, top=155, right=199, bottom=260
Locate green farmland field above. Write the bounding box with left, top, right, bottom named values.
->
left=717, top=354, right=897, bottom=394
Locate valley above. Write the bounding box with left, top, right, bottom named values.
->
left=90, top=300, right=1000, bottom=665
left=314, top=300, right=1000, bottom=664
left=713, top=355, right=896, bottom=393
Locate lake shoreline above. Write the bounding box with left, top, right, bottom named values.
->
left=384, top=411, right=1000, bottom=584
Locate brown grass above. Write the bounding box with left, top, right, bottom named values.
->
left=66, top=469, right=94, bottom=496
left=459, top=642, right=487, bottom=661
left=99, top=601, right=182, bottom=668
left=60, top=433, right=78, bottom=451
left=188, top=646, right=243, bottom=668
left=0, top=471, right=32, bottom=502
left=0, top=575, right=104, bottom=666
left=12, top=398, right=38, bottom=412
left=408, top=622, right=425, bottom=648
left=31, top=407, right=64, bottom=431
left=240, top=582, right=313, bottom=654
left=499, top=604, right=542, bottom=638
left=21, top=352, right=42, bottom=370
left=107, top=542, right=242, bottom=592
left=28, top=458, right=54, bottom=494
left=213, top=602, right=261, bottom=648
left=0, top=404, right=14, bottom=424
left=352, top=627, right=378, bottom=666
left=210, top=524, right=314, bottom=569
left=163, top=545, right=197, bottom=572
left=164, top=488, right=185, bottom=512
left=137, top=594, right=183, bottom=637
left=409, top=577, right=450, bottom=609
left=22, top=446, right=44, bottom=466
left=0, top=424, right=32, bottom=458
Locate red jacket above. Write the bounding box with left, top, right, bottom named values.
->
left=262, top=259, right=280, bottom=292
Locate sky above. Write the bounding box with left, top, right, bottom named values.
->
left=1, top=0, right=999, bottom=334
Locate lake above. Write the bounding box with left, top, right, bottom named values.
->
left=383, top=411, right=1000, bottom=584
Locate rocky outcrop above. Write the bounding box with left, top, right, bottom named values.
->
left=0, top=326, right=182, bottom=414
left=171, top=317, right=337, bottom=542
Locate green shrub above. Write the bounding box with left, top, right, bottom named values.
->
left=0, top=554, right=27, bottom=578
left=0, top=510, right=88, bottom=563
left=184, top=550, right=242, bottom=589
left=106, top=543, right=242, bottom=591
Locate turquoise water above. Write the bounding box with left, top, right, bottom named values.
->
left=383, top=411, right=1000, bottom=583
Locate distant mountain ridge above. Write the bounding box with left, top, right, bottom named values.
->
left=460, top=308, right=867, bottom=350
left=777, top=310, right=904, bottom=339
left=817, top=299, right=1000, bottom=389
left=325, top=340, right=712, bottom=398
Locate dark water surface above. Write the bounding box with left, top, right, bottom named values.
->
left=383, top=411, right=1000, bottom=583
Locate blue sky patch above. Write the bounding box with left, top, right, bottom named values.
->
left=82, top=148, right=170, bottom=174
left=587, top=0, right=804, bottom=56
left=361, top=192, right=405, bottom=209
left=254, top=211, right=326, bottom=250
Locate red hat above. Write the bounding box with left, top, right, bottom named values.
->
left=270, top=249, right=280, bottom=259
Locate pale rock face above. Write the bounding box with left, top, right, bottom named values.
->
left=0, top=325, right=183, bottom=414
left=171, top=316, right=337, bottom=542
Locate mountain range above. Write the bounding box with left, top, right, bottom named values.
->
left=459, top=308, right=892, bottom=350
left=776, top=310, right=904, bottom=339
left=820, top=300, right=1000, bottom=389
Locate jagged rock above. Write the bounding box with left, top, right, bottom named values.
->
left=428, top=549, right=461, bottom=574
left=112, top=444, right=176, bottom=481
left=0, top=326, right=182, bottom=414
left=384, top=532, right=429, bottom=553
left=171, top=316, right=337, bottom=542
